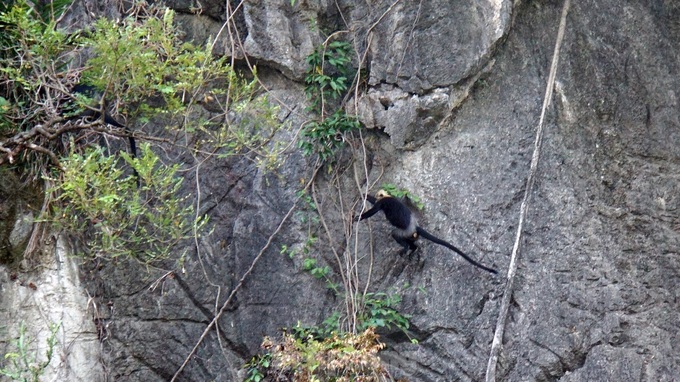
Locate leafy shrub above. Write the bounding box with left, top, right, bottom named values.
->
left=0, top=0, right=73, bottom=134
left=50, top=143, right=205, bottom=263
left=0, top=0, right=282, bottom=172
left=243, top=353, right=272, bottom=382
left=243, top=291, right=412, bottom=382
left=0, top=0, right=283, bottom=263
left=299, top=40, right=360, bottom=163
left=246, top=328, right=389, bottom=382
left=304, top=41, right=354, bottom=113
left=357, top=293, right=410, bottom=333
left=299, top=110, right=360, bottom=162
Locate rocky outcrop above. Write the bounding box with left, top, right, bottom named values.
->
left=352, top=0, right=511, bottom=148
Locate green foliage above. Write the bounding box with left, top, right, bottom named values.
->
left=357, top=292, right=410, bottom=333
left=50, top=143, right=206, bottom=263
left=0, top=97, right=12, bottom=134
left=0, top=0, right=283, bottom=169
left=314, top=292, right=411, bottom=339
left=282, top=236, right=341, bottom=292
left=0, top=0, right=71, bottom=24
left=78, top=9, right=284, bottom=169
left=243, top=353, right=271, bottom=382
left=293, top=188, right=319, bottom=225
left=304, top=41, right=353, bottom=112
left=300, top=256, right=339, bottom=292
left=302, top=257, right=329, bottom=280
left=279, top=233, right=315, bottom=259
left=299, top=40, right=360, bottom=163
left=0, top=321, right=60, bottom=382
left=246, top=328, right=388, bottom=382
left=284, top=188, right=342, bottom=291
left=267, top=290, right=410, bottom=345
left=381, top=184, right=424, bottom=210
left=81, top=10, right=224, bottom=117
left=298, top=110, right=360, bottom=162
left=0, top=1, right=284, bottom=266
left=287, top=313, right=342, bottom=342
left=0, top=0, right=74, bottom=132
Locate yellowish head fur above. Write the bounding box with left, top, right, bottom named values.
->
left=376, top=189, right=391, bottom=199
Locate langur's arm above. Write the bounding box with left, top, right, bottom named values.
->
left=356, top=194, right=380, bottom=221
left=359, top=197, right=384, bottom=221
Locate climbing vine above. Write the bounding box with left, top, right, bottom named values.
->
left=299, top=40, right=360, bottom=162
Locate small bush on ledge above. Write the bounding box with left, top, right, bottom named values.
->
left=245, top=327, right=390, bottom=382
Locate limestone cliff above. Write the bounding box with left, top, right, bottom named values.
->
left=1, top=0, right=678, bottom=381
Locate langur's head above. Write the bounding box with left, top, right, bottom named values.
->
left=201, top=93, right=216, bottom=103
left=375, top=189, right=391, bottom=199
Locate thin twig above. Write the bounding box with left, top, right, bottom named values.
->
left=311, top=181, right=349, bottom=294
left=170, top=165, right=321, bottom=381
left=355, top=130, right=375, bottom=298
left=485, top=0, right=570, bottom=380
left=24, top=176, right=54, bottom=259
left=396, top=0, right=422, bottom=76
left=347, top=0, right=401, bottom=114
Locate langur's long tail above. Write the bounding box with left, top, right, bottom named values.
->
left=416, top=227, right=497, bottom=274
left=127, top=134, right=140, bottom=188
left=113, top=123, right=140, bottom=188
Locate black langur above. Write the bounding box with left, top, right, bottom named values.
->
left=359, top=190, right=497, bottom=274
left=68, top=84, right=139, bottom=185
left=69, top=84, right=137, bottom=157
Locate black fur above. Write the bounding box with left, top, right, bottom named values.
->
left=70, top=85, right=125, bottom=126
left=415, top=227, right=497, bottom=274
left=360, top=192, right=497, bottom=274
left=360, top=195, right=412, bottom=230
left=68, top=84, right=140, bottom=186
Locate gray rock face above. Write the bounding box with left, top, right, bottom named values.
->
left=0, top=237, right=104, bottom=382
left=352, top=85, right=451, bottom=148
left=349, top=0, right=510, bottom=148
left=352, top=61, right=494, bottom=148
left=238, top=0, right=512, bottom=147
left=480, top=1, right=680, bottom=380
left=242, top=0, right=326, bottom=79
left=364, top=0, right=511, bottom=93
left=2, top=0, right=680, bottom=381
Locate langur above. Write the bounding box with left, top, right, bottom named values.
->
left=68, top=84, right=139, bottom=185
left=69, top=84, right=136, bottom=157
left=359, top=190, right=497, bottom=274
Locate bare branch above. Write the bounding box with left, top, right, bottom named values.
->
left=170, top=164, right=322, bottom=382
